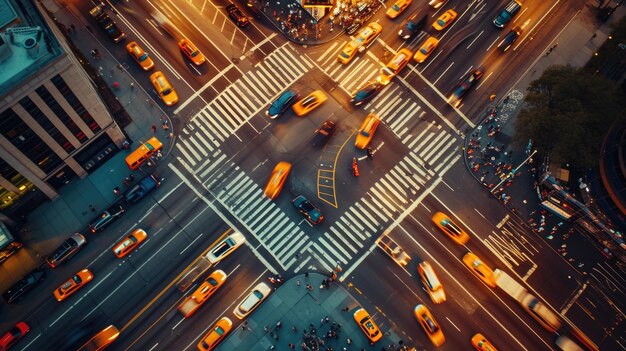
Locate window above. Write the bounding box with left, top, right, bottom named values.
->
left=50, top=75, right=101, bottom=133
left=19, top=96, right=75, bottom=153
left=35, top=85, right=87, bottom=143
left=0, top=109, right=63, bottom=174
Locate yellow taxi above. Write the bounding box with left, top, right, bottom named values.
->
left=112, top=228, right=148, bottom=258
left=414, top=36, right=439, bottom=63
left=76, top=325, right=119, bottom=351
left=379, top=48, right=412, bottom=85
left=433, top=9, right=457, bottom=31
left=338, top=22, right=383, bottom=64
left=355, top=113, right=380, bottom=149
left=197, top=317, right=232, bottom=351
left=471, top=333, right=497, bottom=351
left=264, top=162, right=292, bottom=199
left=178, top=270, right=228, bottom=318
left=414, top=304, right=445, bottom=347
left=353, top=308, right=382, bottom=343
left=418, top=261, right=446, bottom=304
left=386, top=0, right=412, bottom=19
left=53, top=269, right=93, bottom=302
left=462, top=252, right=497, bottom=288
left=126, top=41, right=154, bottom=71
left=150, top=71, right=178, bottom=106
left=178, top=38, right=206, bottom=66
left=292, top=90, right=328, bottom=116
left=431, top=212, right=470, bottom=245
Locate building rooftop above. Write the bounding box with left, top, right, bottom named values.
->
left=0, top=0, right=63, bottom=98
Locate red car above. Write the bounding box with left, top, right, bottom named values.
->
left=0, top=322, right=30, bottom=350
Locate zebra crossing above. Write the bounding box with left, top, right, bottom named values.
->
left=176, top=43, right=313, bottom=165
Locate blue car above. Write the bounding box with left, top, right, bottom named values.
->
left=350, top=81, right=383, bottom=106
left=398, top=13, right=427, bottom=40
left=292, top=195, right=324, bottom=225
left=266, top=90, right=299, bottom=119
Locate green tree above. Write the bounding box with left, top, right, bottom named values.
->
left=513, top=65, right=624, bottom=169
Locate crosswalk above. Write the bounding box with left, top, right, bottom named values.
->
left=176, top=43, right=313, bottom=162
left=172, top=43, right=465, bottom=271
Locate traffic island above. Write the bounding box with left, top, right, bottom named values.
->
left=217, top=272, right=407, bottom=350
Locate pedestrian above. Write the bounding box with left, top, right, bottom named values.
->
left=341, top=306, right=349, bottom=312
left=291, top=325, right=298, bottom=333
left=289, top=344, right=295, bottom=349
left=264, top=326, right=270, bottom=332
left=89, top=204, right=96, bottom=212
left=276, top=321, right=282, bottom=330
left=156, top=150, right=163, bottom=160
left=297, top=280, right=301, bottom=287
left=151, top=124, right=157, bottom=133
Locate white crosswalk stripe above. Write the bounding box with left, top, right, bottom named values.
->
left=175, top=44, right=312, bottom=160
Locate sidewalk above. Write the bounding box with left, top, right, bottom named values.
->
left=219, top=273, right=407, bottom=351
left=0, top=1, right=175, bottom=290
left=462, top=5, right=626, bottom=271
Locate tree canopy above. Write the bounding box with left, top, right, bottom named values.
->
left=513, top=65, right=625, bottom=169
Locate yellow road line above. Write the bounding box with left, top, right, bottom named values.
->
left=317, top=130, right=356, bottom=208
left=120, top=228, right=232, bottom=349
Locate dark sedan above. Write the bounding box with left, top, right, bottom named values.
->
left=292, top=195, right=324, bottom=225
left=448, top=67, right=484, bottom=108
left=226, top=4, right=250, bottom=27
left=2, top=269, right=45, bottom=304
left=313, top=120, right=337, bottom=146
left=398, top=12, right=427, bottom=40
left=350, top=81, right=383, bottom=106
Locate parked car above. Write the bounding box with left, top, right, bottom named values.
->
left=47, top=233, right=86, bottom=268
left=2, top=269, right=45, bottom=304
left=0, top=321, right=30, bottom=350
left=88, top=203, right=125, bottom=233
left=124, top=174, right=161, bottom=204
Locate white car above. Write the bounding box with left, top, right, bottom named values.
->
left=233, top=282, right=272, bottom=319
left=206, top=232, right=246, bottom=264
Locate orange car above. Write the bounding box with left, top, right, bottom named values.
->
left=197, top=317, right=232, bottom=351
left=353, top=308, right=382, bottom=343
left=431, top=212, right=470, bottom=245
left=433, top=9, right=458, bottom=31
left=355, top=113, right=380, bottom=149
left=54, top=269, right=93, bottom=302
left=264, top=162, right=292, bottom=199
left=414, top=36, right=439, bottom=63
left=414, top=304, right=445, bottom=347
left=178, top=38, right=205, bottom=66
left=462, top=252, right=497, bottom=288
left=112, top=228, right=148, bottom=258
left=178, top=270, right=228, bottom=318
left=379, top=48, right=412, bottom=85
left=386, top=0, right=412, bottom=19
left=126, top=41, right=154, bottom=71
left=292, top=90, right=328, bottom=116
left=471, top=333, right=497, bottom=350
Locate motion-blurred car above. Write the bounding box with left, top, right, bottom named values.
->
left=292, top=90, right=327, bottom=116
left=337, top=41, right=360, bottom=65
left=264, top=162, right=291, bottom=199
left=414, top=36, right=439, bottom=63
left=350, top=80, right=383, bottom=106
left=126, top=41, right=154, bottom=71
left=266, top=89, right=299, bottom=118
left=379, top=48, right=412, bottom=85
left=150, top=71, right=179, bottom=106
left=54, top=269, right=94, bottom=302
left=414, top=304, right=445, bottom=346
left=471, top=333, right=497, bottom=351
left=398, top=12, right=427, bottom=40
left=386, top=0, right=412, bottom=19
left=233, top=282, right=271, bottom=319
left=206, top=232, right=246, bottom=264
left=433, top=9, right=457, bottom=31
left=112, top=228, right=148, bottom=258
left=76, top=325, right=119, bottom=351
left=178, top=38, right=206, bottom=66
left=431, top=211, right=470, bottom=244
left=338, top=22, right=383, bottom=64
left=312, top=120, right=337, bottom=146
left=418, top=261, right=446, bottom=304
left=226, top=4, right=249, bottom=27
left=376, top=234, right=411, bottom=266
left=0, top=322, right=29, bottom=350
left=2, top=269, right=45, bottom=304
left=353, top=308, right=382, bottom=343
left=462, top=252, right=497, bottom=288
left=47, top=233, right=87, bottom=268
left=497, top=26, right=521, bottom=52
left=428, top=0, right=445, bottom=8
left=355, top=113, right=380, bottom=149
left=89, top=203, right=125, bottom=233
left=197, top=317, right=233, bottom=351
left=448, top=67, right=484, bottom=108
left=292, top=195, right=324, bottom=225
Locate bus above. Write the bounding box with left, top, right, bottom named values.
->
left=125, top=137, right=162, bottom=170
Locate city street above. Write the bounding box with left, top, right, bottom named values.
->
left=1, top=0, right=624, bottom=350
